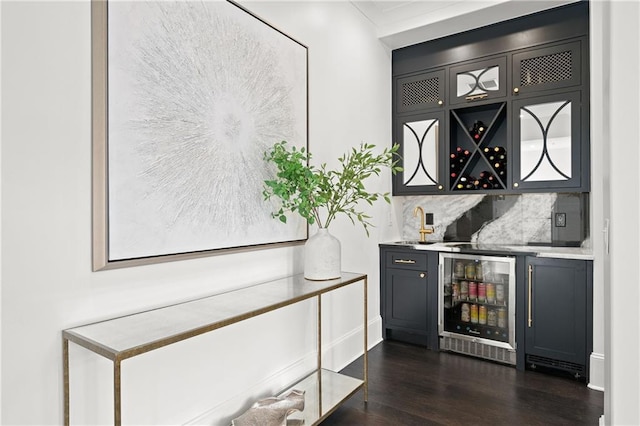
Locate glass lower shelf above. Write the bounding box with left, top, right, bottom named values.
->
left=280, top=369, right=364, bottom=425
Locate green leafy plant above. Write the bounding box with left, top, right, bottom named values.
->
left=263, top=141, right=402, bottom=236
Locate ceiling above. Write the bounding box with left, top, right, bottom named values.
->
left=350, top=0, right=580, bottom=49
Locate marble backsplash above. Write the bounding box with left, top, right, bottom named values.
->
left=402, top=193, right=589, bottom=247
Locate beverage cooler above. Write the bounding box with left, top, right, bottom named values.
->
left=439, top=253, right=516, bottom=365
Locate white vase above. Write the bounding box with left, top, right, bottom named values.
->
left=304, top=228, right=341, bottom=280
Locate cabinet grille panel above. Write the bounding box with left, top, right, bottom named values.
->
left=441, top=336, right=516, bottom=365
left=526, top=354, right=586, bottom=376
left=520, top=50, right=572, bottom=87
left=402, top=77, right=439, bottom=106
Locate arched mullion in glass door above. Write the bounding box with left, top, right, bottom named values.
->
left=394, top=111, right=444, bottom=194
left=403, top=119, right=439, bottom=186
left=520, top=100, right=571, bottom=182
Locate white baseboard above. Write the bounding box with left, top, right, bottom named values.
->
left=588, top=352, right=605, bottom=392
left=322, top=315, right=383, bottom=371
left=185, top=316, right=384, bottom=425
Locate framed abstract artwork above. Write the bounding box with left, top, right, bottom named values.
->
left=92, top=0, right=308, bottom=270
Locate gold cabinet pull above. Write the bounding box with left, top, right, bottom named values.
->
left=394, top=259, right=416, bottom=264
left=528, top=264, right=533, bottom=327
left=465, top=93, right=488, bottom=101
left=513, top=87, right=520, bottom=94
left=419, top=273, right=425, bottom=278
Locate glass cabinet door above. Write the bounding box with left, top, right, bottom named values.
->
left=512, top=91, right=583, bottom=190
left=439, top=253, right=516, bottom=352
left=393, top=111, right=445, bottom=195
left=449, top=56, right=507, bottom=105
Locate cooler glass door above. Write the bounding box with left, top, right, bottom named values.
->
left=439, top=253, right=516, bottom=350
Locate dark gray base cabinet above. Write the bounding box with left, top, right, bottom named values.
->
left=524, top=257, right=593, bottom=379
left=380, top=247, right=438, bottom=349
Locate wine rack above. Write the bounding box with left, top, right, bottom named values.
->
left=449, top=102, right=508, bottom=191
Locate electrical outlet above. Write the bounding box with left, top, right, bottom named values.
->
left=555, top=212, right=567, bottom=227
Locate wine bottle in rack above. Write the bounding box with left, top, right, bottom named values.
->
left=456, top=174, right=473, bottom=190
left=450, top=149, right=461, bottom=186
left=468, top=120, right=486, bottom=142
left=478, top=171, right=489, bottom=189
left=466, top=175, right=476, bottom=190
left=488, top=146, right=507, bottom=183
left=498, top=169, right=506, bottom=181
left=453, top=148, right=467, bottom=166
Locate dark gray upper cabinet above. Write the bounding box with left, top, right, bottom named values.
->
left=449, top=56, right=507, bottom=105
left=512, top=41, right=582, bottom=96
left=524, top=257, right=593, bottom=379
left=396, top=69, right=446, bottom=114
left=391, top=2, right=589, bottom=195
left=512, top=90, right=586, bottom=191
left=393, top=110, right=446, bottom=195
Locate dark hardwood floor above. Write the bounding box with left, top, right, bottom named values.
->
left=323, top=340, right=604, bottom=425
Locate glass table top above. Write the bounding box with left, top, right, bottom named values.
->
left=63, top=272, right=366, bottom=360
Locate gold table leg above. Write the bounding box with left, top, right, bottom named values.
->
left=317, top=294, right=323, bottom=415
left=363, top=276, right=368, bottom=402
left=114, top=359, right=122, bottom=426
left=63, top=337, right=70, bottom=426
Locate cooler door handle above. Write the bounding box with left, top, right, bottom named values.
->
left=438, top=263, right=444, bottom=326
left=528, top=264, right=533, bottom=328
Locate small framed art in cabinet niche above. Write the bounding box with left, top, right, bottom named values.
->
left=91, top=0, right=308, bottom=270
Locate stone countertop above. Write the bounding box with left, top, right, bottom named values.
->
left=379, top=241, right=594, bottom=261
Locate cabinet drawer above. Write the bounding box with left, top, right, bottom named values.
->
left=385, top=250, right=428, bottom=270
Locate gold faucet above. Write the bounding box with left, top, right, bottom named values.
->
left=413, top=206, right=434, bottom=242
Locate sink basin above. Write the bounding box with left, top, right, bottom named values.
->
left=392, top=240, right=438, bottom=245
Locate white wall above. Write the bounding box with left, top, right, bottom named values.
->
left=0, top=0, right=3, bottom=420
left=588, top=0, right=606, bottom=393
left=0, top=1, right=396, bottom=424
left=8, top=0, right=639, bottom=424
left=604, top=1, right=640, bottom=424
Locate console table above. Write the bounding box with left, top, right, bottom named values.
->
left=63, top=272, right=368, bottom=425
